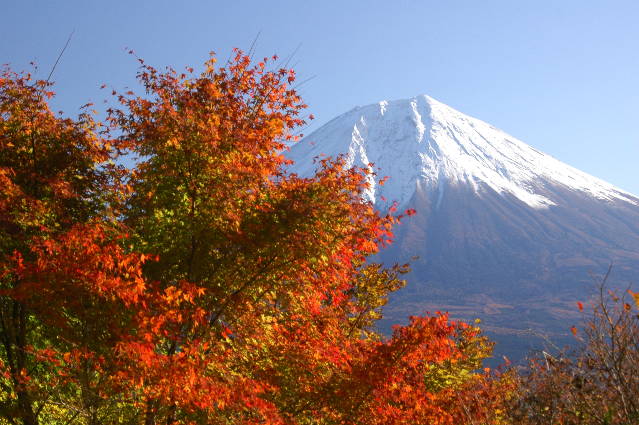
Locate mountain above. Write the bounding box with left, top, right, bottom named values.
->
left=287, top=95, right=639, bottom=361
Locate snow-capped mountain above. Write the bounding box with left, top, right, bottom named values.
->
left=290, top=95, right=636, bottom=211
left=288, top=95, right=639, bottom=361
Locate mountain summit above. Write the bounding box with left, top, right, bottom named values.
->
left=290, top=95, right=636, bottom=210
left=288, top=95, right=639, bottom=360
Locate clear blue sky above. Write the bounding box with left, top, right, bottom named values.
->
left=3, top=1, right=639, bottom=193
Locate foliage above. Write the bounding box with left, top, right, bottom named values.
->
left=0, top=52, right=507, bottom=425
left=506, top=273, right=639, bottom=425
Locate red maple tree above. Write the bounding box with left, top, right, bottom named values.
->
left=0, top=51, right=510, bottom=425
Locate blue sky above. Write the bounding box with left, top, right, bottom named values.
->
left=3, top=1, right=639, bottom=193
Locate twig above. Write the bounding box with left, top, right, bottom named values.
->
left=46, top=30, right=75, bottom=83
left=247, top=30, right=261, bottom=61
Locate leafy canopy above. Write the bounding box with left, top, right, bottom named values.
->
left=0, top=51, right=507, bottom=425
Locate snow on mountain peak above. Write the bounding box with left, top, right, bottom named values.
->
left=288, top=95, right=637, bottom=209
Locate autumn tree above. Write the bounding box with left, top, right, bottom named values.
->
left=0, top=51, right=509, bottom=425
left=507, top=273, right=639, bottom=425
left=0, top=67, right=143, bottom=424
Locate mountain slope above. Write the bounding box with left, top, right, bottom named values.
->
left=288, top=95, right=639, bottom=360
